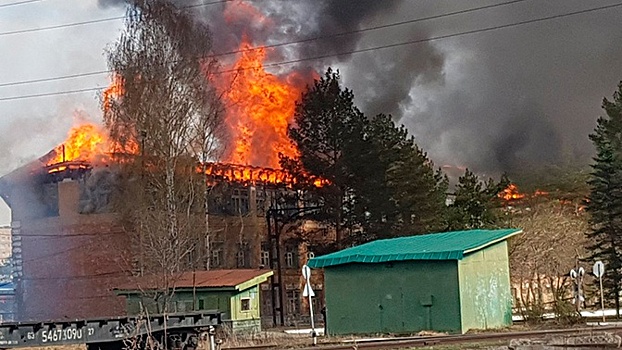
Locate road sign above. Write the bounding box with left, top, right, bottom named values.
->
left=302, top=265, right=311, bottom=279
left=302, top=265, right=315, bottom=297
left=594, top=261, right=605, bottom=278
left=303, top=282, right=315, bottom=297
left=301, top=264, right=317, bottom=345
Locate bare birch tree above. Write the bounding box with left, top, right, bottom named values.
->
left=507, top=197, right=588, bottom=323
left=103, top=0, right=224, bottom=312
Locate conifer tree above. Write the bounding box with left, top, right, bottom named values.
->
left=585, top=82, right=622, bottom=316
left=446, top=169, right=508, bottom=230
left=284, top=68, right=367, bottom=247
left=285, top=69, right=447, bottom=246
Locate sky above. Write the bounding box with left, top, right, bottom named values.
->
left=1, top=0, right=622, bottom=225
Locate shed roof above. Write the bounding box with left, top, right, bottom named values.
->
left=115, top=269, right=273, bottom=293
left=307, top=229, right=521, bottom=268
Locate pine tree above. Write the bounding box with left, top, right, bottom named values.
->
left=586, top=82, right=622, bottom=316
left=284, top=68, right=367, bottom=247
left=285, top=70, right=448, bottom=246
left=360, top=114, right=447, bottom=238
left=447, top=169, right=508, bottom=230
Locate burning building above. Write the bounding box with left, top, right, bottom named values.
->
left=0, top=124, right=329, bottom=324
left=0, top=17, right=328, bottom=322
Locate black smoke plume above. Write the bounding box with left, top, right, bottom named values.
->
left=98, top=0, right=622, bottom=174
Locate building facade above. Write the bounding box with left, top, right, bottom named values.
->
left=0, top=159, right=326, bottom=324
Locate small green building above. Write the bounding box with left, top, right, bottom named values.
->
left=115, top=269, right=273, bottom=334
left=307, top=229, right=521, bottom=335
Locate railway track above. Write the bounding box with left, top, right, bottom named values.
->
left=223, top=324, right=622, bottom=350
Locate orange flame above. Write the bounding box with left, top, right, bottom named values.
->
left=46, top=123, right=110, bottom=166
left=498, top=184, right=551, bottom=201
left=46, top=121, right=138, bottom=174
left=498, top=183, right=526, bottom=201
left=103, top=74, right=124, bottom=113
left=218, top=40, right=302, bottom=168
left=202, top=162, right=327, bottom=187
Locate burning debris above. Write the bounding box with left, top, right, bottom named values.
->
left=497, top=183, right=552, bottom=203
left=498, top=183, right=525, bottom=201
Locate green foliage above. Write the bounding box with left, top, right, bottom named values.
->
left=284, top=68, right=367, bottom=246
left=283, top=68, right=447, bottom=247
left=445, top=169, right=509, bottom=230
left=509, top=164, right=590, bottom=202
left=585, top=81, right=622, bottom=312
left=361, top=114, right=447, bottom=238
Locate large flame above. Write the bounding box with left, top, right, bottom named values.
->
left=46, top=123, right=110, bottom=166
left=219, top=40, right=302, bottom=168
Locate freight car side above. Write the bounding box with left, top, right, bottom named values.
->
left=0, top=311, right=221, bottom=350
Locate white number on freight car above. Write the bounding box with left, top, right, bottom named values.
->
left=41, top=328, right=83, bottom=343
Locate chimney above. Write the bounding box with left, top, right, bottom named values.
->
left=58, top=179, right=80, bottom=217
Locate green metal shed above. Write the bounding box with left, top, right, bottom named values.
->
left=115, top=269, right=273, bottom=334
left=307, top=229, right=521, bottom=335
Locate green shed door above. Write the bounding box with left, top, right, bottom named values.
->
left=378, top=287, right=405, bottom=333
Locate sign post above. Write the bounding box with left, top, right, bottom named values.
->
left=302, top=265, right=317, bottom=346
left=570, top=267, right=585, bottom=312
left=593, top=261, right=605, bottom=323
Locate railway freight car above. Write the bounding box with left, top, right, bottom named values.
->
left=0, top=311, right=221, bottom=350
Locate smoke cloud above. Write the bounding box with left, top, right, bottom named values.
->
left=95, top=0, right=622, bottom=175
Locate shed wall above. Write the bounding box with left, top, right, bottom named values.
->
left=125, top=287, right=263, bottom=333
left=458, top=241, right=513, bottom=333
left=125, top=290, right=232, bottom=318
left=324, top=260, right=461, bottom=335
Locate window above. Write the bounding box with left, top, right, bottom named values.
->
left=255, top=189, right=266, bottom=216
left=286, top=290, right=300, bottom=315
left=285, top=252, right=294, bottom=268
left=236, top=250, right=246, bottom=268
left=237, top=242, right=250, bottom=268
left=211, top=249, right=222, bottom=268
left=284, top=246, right=298, bottom=268
left=260, top=251, right=270, bottom=267
left=231, top=189, right=249, bottom=215
left=260, top=241, right=270, bottom=267
left=198, top=299, right=205, bottom=310
left=241, top=298, right=251, bottom=312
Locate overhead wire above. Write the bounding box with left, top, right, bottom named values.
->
left=0, top=0, right=530, bottom=89
left=1, top=1, right=621, bottom=102
left=0, top=0, right=42, bottom=9
left=0, top=0, right=276, bottom=37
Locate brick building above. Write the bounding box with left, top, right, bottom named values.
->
left=0, top=157, right=327, bottom=325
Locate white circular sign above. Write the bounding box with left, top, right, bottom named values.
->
left=594, top=261, right=605, bottom=278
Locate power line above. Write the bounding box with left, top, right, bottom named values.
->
left=0, top=70, right=109, bottom=88
left=0, top=0, right=260, bottom=37
left=0, top=0, right=534, bottom=88
left=0, top=0, right=42, bottom=9
left=1, top=2, right=621, bottom=102
left=211, top=0, right=531, bottom=59
left=0, top=86, right=103, bottom=101
left=0, top=16, right=125, bottom=37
